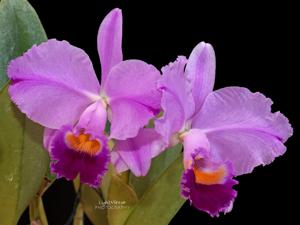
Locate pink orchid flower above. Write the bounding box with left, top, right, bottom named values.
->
left=7, top=8, right=161, bottom=187
left=155, top=42, right=293, bottom=216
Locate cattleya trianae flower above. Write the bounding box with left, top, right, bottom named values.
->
left=7, top=8, right=162, bottom=187
left=154, top=43, right=293, bottom=216
left=7, top=7, right=293, bottom=218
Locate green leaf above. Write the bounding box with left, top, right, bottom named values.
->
left=129, top=144, right=182, bottom=198
left=100, top=164, right=114, bottom=201
left=0, top=0, right=47, bottom=89
left=101, top=163, right=130, bottom=200
left=80, top=185, right=108, bottom=225
left=124, top=155, right=185, bottom=225
left=0, top=85, right=50, bottom=225
left=107, top=175, right=138, bottom=225
left=0, top=1, right=49, bottom=223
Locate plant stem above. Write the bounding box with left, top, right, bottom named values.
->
left=73, top=203, right=84, bottom=225
left=38, top=198, right=48, bottom=225
left=29, top=197, right=48, bottom=225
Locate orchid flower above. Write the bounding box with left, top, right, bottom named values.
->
left=7, top=8, right=161, bottom=187
left=155, top=42, right=293, bottom=216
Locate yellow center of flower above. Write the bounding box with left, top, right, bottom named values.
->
left=193, top=165, right=227, bottom=185
left=65, top=132, right=102, bottom=156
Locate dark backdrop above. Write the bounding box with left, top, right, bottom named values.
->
left=19, top=0, right=298, bottom=224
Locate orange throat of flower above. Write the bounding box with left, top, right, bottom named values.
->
left=65, top=132, right=102, bottom=156
left=193, top=165, right=228, bottom=185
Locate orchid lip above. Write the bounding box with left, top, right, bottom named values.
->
left=193, top=164, right=228, bottom=185
left=65, top=131, right=102, bottom=156
left=50, top=124, right=110, bottom=188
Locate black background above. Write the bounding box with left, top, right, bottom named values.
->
left=18, top=0, right=298, bottom=224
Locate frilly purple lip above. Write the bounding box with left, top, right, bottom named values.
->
left=181, top=156, right=238, bottom=217
left=50, top=125, right=110, bottom=188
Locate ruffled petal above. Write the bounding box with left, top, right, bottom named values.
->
left=8, top=39, right=100, bottom=129
left=181, top=155, right=237, bottom=217
left=155, top=56, right=195, bottom=143
left=113, top=128, right=165, bottom=176
left=181, top=168, right=237, bottom=217
left=185, top=42, right=216, bottom=113
left=79, top=143, right=110, bottom=187
left=43, top=128, right=57, bottom=151
left=192, top=87, right=293, bottom=175
left=97, top=8, right=123, bottom=85
left=50, top=125, right=82, bottom=181
left=50, top=125, right=110, bottom=187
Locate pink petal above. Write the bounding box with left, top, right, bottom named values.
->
left=103, top=60, right=161, bottom=108
left=98, top=8, right=123, bottom=85
left=104, top=60, right=162, bottom=140
left=109, top=99, right=157, bottom=140
left=192, top=87, right=293, bottom=175
left=155, top=56, right=195, bottom=143
left=8, top=39, right=100, bottom=129
left=76, top=100, right=107, bottom=135
left=185, top=42, right=216, bottom=113
left=113, top=128, right=165, bottom=176
left=43, top=128, right=57, bottom=151
left=111, top=151, right=129, bottom=173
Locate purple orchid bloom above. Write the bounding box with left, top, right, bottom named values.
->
left=155, top=42, right=293, bottom=216
left=7, top=8, right=161, bottom=187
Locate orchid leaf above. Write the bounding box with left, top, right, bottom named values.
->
left=101, top=164, right=115, bottom=201
left=124, top=155, right=185, bottom=225
left=129, top=144, right=182, bottom=198
left=107, top=175, right=138, bottom=225
left=0, top=0, right=47, bottom=89
left=0, top=1, right=49, bottom=223
left=0, top=85, right=50, bottom=225
left=80, top=185, right=109, bottom=225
